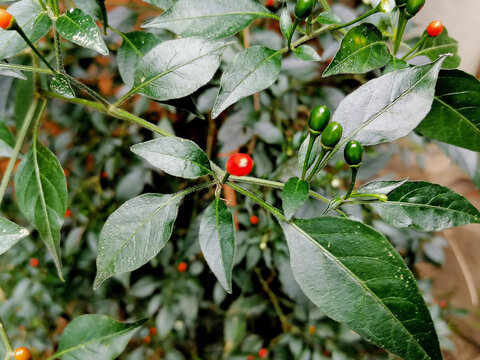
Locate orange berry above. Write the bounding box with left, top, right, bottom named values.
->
left=308, top=324, right=316, bottom=335
left=258, top=348, right=268, bottom=358
left=101, top=171, right=108, bottom=179
left=29, top=258, right=39, bottom=268
left=65, top=209, right=71, bottom=218
left=247, top=356, right=255, bottom=360
left=0, top=8, right=14, bottom=30
left=14, top=347, right=32, bottom=360
left=149, top=327, right=157, bottom=336
left=250, top=215, right=259, bottom=225
left=142, top=335, right=151, bottom=345
left=177, top=262, right=187, bottom=273
left=439, top=301, right=448, bottom=309
left=427, top=20, right=443, bottom=37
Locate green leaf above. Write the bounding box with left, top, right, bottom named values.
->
left=0, top=0, right=52, bottom=59
left=281, top=217, right=442, bottom=360
left=0, top=217, right=29, bottom=255
left=414, top=28, right=460, bottom=69
left=298, top=134, right=321, bottom=169
left=199, top=198, right=236, bottom=293
left=143, top=0, right=176, bottom=9
left=57, top=8, right=109, bottom=55
left=0, top=65, right=27, bottom=80
left=212, top=46, right=282, bottom=119
left=94, top=193, right=184, bottom=289
left=142, top=0, right=274, bottom=39
left=280, top=9, right=293, bottom=40
left=131, top=137, right=212, bottom=179
left=355, top=179, right=408, bottom=195
left=382, top=56, right=409, bottom=74
left=158, top=96, right=205, bottom=120
left=282, top=177, right=309, bottom=220
left=117, top=31, right=160, bottom=87
left=415, top=70, right=480, bottom=152
left=50, top=74, right=75, bottom=99
left=294, top=45, right=322, bottom=62
left=14, top=142, right=67, bottom=279
left=132, top=38, right=226, bottom=102
left=73, top=0, right=108, bottom=33
left=370, top=181, right=480, bottom=231
left=53, top=315, right=146, bottom=360
left=316, top=11, right=341, bottom=25
left=333, top=57, right=446, bottom=146
left=323, top=24, right=391, bottom=77
left=0, top=121, right=15, bottom=157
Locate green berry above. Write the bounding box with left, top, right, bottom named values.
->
left=308, top=106, right=330, bottom=135
left=344, top=140, right=363, bottom=167
left=321, top=122, right=343, bottom=150
left=406, top=0, right=425, bottom=17
left=295, top=0, right=315, bottom=20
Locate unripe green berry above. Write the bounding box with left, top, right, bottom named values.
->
left=295, top=0, right=315, bottom=20
left=308, top=106, right=330, bottom=136
left=406, top=0, right=425, bottom=17
left=321, top=122, right=343, bottom=150
left=344, top=140, right=363, bottom=167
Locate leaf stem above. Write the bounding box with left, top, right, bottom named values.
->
left=306, top=148, right=328, bottom=182
left=344, top=167, right=358, bottom=200
left=331, top=6, right=380, bottom=31
left=401, top=33, right=428, bottom=61
left=319, top=0, right=331, bottom=12
left=52, top=21, right=64, bottom=71
left=301, top=135, right=316, bottom=180
left=287, top=18, right=300, bottom=50
left=0, top=316, right=13, bottom=360
left=393, top=9, right=408, bottom=55
left=0, top=62, right=54, bottom=74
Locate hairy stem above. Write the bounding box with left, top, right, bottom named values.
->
left=0, top=316, right=13, bottom=360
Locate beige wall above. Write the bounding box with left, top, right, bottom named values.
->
left=409, top=0, right=480, bottom=74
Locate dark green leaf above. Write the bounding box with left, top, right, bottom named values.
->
left=57, top=8, right=109, bottom=55
left=0, top=217, right=29, bottom=255
left=416, top=70, right=480, bottom=152
left=282, top=177, right=309, bottom=220
left=50, top=74, right=75, bottom=99
left=158, top=96, right=205, bottom=120
left=281, top=217, right=442, bottom=360
left=117, top=31, right=160, bottom=87
left=371, top=181, right=480, bottom=231
left=132, top=38, right=226, bottom=102
left=199, top=198, right=236, bottom=293
left=94, top=193, right=184, bottom=289
left=212, top=46, right=282, bottom=119
left=54, top=315, right=146, bottom=360
left=414, top=28, right=460, bottom=69
left=14, top=142, right=67, bottom=279
left=355, top=179, right=408, bottom=195
left=0, top=65, right=27, bottom=80
left=0, top=0, right=52, bottom=59
left=316, top=11, right=341, bottom=25
left=280, top=9, right=294, bottom=40
left=382, top=56, right=409, bottom=74
left=333, top=57, right=445, bottom=146
left=323, top=24, right=391, bottom=77
left=142, top=0, right=274, bottom=39
left=131, top=137, right=212, bottom=179
left=0, top=121, right=15, bottom=157
left=294, top=45, right=322, bottom=62
left=73, top=0, right=108, bottom=33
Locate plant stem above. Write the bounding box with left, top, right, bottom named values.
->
left=52, top=22, right=64, bottom=71
left=0, top=62, right=54, bottom=74
left=344, top=167, right=358, bottom=200
left=319, top=0, right=331, bottom=11
left=393, top=9, right=408, bottom=55
left=0, top=97, right=42, bottom=207
left=332, top=6, right=380, bottom=31
left=401, top=33, right=428, bottom=60
left=63, top=73, right=111, bottom=107
left=0, top=316, right=13, bottom=360
left=287, top=18, right=300, bottom=50
left=301, top=135, right=316, bottom=180
left=306, top=148, right=327, bottom=182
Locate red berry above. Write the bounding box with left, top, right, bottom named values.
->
left=101, top=171, right=108, bottom=179
left=226, top=153, right=254, bottom=177
left=247, top=356, right=255, bottom=360
left=427, top=21, right=443, bottom=37
left=258, top=348, right=268, bottom=358
left=250, top=215, right=259, bottom=225
left=266, top=0, right=274, bottom=6
left=65, top=209, right=71, bottom=218
left=439, top=301, right=448, bottom=309
left=177, top=262, right=187, bottom=273
left=149, top=327, right=157, bottom=336
left=29, top=258, right=39, bottom=268
left=0, top=8, right=14, bottom=30
left=142, top=335, right=151, bottom=345
left=14, top=347, right=32, bottom=360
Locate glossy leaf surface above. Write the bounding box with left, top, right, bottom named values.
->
left=371, top=181, right=480, bottom=231
left=280, top=9, right=294, bottom=40
left=0, top=218, right=29, bottom=255
left=54, top=315, right=146, bottom=360
left=14, top=142, right=67, bottom=279
left=57, top=8, right=109, bottom=55
left=199, top=198, right=235, bottom=293
left=94, top=193, right=184, bottom=288
left=131, top=137, right=212, bottom=179
left=282, top=217, right=442, bottom=360
left=133, top=38, right=226, bottom=101
left=332, top=57, right=445, bottom=146
left=282, top=177, right=309, bottom=220
left=142, top=0, right=274, bottom=39
left=212, top=46, right=282, bottom=118
left=50, top=74, right=75, bottom=99
left=294, top=45, right=322, bottom=62
left=323, top=24, right=390, bottom=77
left=416, top=70, right=480, bottom=152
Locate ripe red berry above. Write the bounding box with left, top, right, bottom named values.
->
left=226, top=153, right=254, bottom=177
left=258, top=348, right=268, bottom=358
left=177, top=262, right=187, bottom=273
left=14, top=347, right=32, bottom=360
left=29, top=258, right=39, bottom=268
left=65, top=209, right=71, bottom=218
left=247, top=356, right=255, bottom=360
left=250, top=215, right=259, bottom=225
left=439, top=301, right=448, bottom=309
left=149, top=327, right=157, bottom=336
left=427, top=21, right=443, bottom=37
left=101, top=171, right=108, bottom=179
left=266, top=0, right=274, bottom=6
left=142, top=335, right=151, bottom=345
left=0, top=8, right=14, bottom=30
